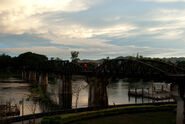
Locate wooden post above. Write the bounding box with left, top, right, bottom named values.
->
left=142, top=88, right=144, bottom=96
left=147, top=88, right=149, bottom=95
left=135, top=96, right=137, bottom=103
left=147, top=88, right=150, bottom=103
left=22, top=98, right=24, bottom=124
left=128, top=85, right=130, bottom=95
left=5, top=102, right=7, bottom=123
left=135, top=88, right=137, bottom=95
left=142, top=88, right=144, bottom=103
left=128, top=85, right=131, bottom=102
left=0, top=102, right=1, bottom=124
left=161, top=85, right=164, bottom=92
left=134, top=88, right=137, bottom=103
left=153, top=86, right=156, bottom=92
left=22, top=71, right=24, bottom=80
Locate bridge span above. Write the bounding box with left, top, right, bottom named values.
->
left=17, top=58, right=185, bottom=124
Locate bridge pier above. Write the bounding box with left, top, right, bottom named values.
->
left=28, top=71, right=37, bottom=83
left=21, top=71, right=27, bottom=80
left=171, top=82, right=185, bottom=124
left=39, top=73, right=48, bottom=86
left=59, top=75, right=72, bottom=109
left=87, top=77, right=109, bottom=108
left=39, top=73, right=48, bottom=92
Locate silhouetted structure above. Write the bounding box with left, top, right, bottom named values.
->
left=1, top=52, right=185, bottom=124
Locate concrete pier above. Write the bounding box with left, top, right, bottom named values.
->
left=87, top=77, right=109, bottom=108
left=39, top=73, right=48, bottom=86
left=171, top=82, right=185, bottom=124
left=28, top=71, right=37, bottom=83
left=59, top=75, right=72, bottom=109
left=21, top=71, right=27, bottom=80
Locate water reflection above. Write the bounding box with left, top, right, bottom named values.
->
left=0, top=78, right=172, bottom=116
left=0, top=82, right=42, bottom=115
left=108, top=81, right=130, bottom=105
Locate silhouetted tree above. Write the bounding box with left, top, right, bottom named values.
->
left=17, top=52, right=48, bottom=70
left=72, top=82, right=88, bottom=108
left=71, top=51, right=79, bottom=63
left=176, top=61, right=185, bottom=69
left=0, top=54, right=11, bottom=70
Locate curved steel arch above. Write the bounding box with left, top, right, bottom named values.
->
left=95, top=59, right=168, bottom=81
left=139, top=59, right=185, bottom=74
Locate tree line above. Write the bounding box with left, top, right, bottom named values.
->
left=1, top=51, right=185, bottom=74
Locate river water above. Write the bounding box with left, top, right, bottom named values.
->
left=0, top=78, right=171, bottom=116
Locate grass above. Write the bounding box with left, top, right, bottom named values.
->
left=41, top=104, right=176, bottom=124
left=70, top=111, right=176, bottom=124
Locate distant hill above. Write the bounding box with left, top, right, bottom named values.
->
left=79, top=56, right=185, bottom=64
left=78, top=59, right=103, bottom=64
left=163, top=57, right=185, bottom=63
left=115, top=56, right=185, bottom=63
left=115, top=56, right=135, bottom=60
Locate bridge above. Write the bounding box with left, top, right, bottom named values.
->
left=13, top=58, right=185, bottom=124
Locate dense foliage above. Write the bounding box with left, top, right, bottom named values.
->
left=0, top=52, right=48, bottom=72
left=41, top=104, right=176, bottom=124
left=0, top=54, right=12, bottom=71
left=1, top=52, right=185, bottom=78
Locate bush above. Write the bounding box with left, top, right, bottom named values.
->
left=41, top=118, right=50, bottom=124
left=41, top=104, right=176, bottom=124
left=41, top=115, right=62, bottom=124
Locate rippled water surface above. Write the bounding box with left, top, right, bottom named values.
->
left=0, top=78, right=170, bottom=115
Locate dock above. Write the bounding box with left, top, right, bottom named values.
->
left=128, top=85, right=172, bottom=101
left=0, top=102, right=20, bottom=117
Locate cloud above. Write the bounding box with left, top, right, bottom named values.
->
left=103, top=16, right=121, bottom=22
left=150, top=9, right=185, bottom=23
left=50, top=38, right=111, bottom=48
left=1, top=45, right=185, bottom=59
left=0, top=15, right=42, bottom=34
left=1, top=0, right=185, bottom=59
left=0, top=0, right=100, bottom=34
left=135, top=9, right=185, bottom=40
left=140, top=0, right=185, bottom=2
left=37, top=23, right=137, bottom=48
left=152, top=30, right=184, bottom=40
left=0, top=46, right=71, bottom=58
left=0, top=0, right=97, bottom=14
left=93, top=24, right=137, bottom=38
left=0, top=0, right=137, bottom=49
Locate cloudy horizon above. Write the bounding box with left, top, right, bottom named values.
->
left=0, top=0, right=185, bottom=60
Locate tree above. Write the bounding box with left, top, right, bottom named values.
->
left=55, top=57, right=62, bottom=61
left=72, top=82, right=88, bottom=108
left=71, top=51, right=79, bottom=63
left=0, top=54, right=12, bottom=70
left=136, top=53, right=143, bottom=59
left=27, top=87, right=42, bottom=124
left=176, top=61, right=185, bottom=69
left=17, top=52, right=48, bottom=70
left=0, top=54, right=14, bottom=78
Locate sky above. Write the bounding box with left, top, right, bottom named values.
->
left=0, top=0, right=185, bottom=59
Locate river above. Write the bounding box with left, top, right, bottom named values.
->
left=0, top=77, right=171, bottom=116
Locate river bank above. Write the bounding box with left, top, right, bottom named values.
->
left=40, top=103, right=176, bottom=124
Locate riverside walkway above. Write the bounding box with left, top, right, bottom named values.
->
left=3, top=102, right=175, bottom=124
